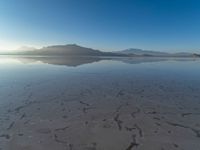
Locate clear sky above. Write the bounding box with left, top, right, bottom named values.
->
left=0, top=0, right=200, bottom=52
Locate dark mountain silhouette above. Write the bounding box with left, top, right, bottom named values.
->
left=116, top=48, right=169, bottom=56
left=19, top=44, right=126, bottom=56
left=1, top=44, right=199, bottom=57
left=116, top=48, right=200, bottom=57
left=193, top=53, right=200, bottom=57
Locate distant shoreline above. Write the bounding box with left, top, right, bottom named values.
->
left=1, top=53, right=200, bottom=57
left=0, top=44, right=200, bottom=58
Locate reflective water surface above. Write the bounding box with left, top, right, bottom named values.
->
left=0, top=56, right=200, bottom=150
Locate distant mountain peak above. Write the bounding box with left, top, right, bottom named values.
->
left=116, top=48, right=169, bottom=56
left=122, top=48, right=145, bottom=53
left=18, top=44, right=125, bottom=56
left=126, top=48, right=143, bottom=50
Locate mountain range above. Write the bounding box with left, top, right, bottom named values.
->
left=115, top=48, right=200, bottom=57
left=3, top=44, right=200, bottom=57
left=17, top=44, right=126, bottom=57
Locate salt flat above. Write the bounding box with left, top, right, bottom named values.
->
left=0, top=56, right=200, bottom=150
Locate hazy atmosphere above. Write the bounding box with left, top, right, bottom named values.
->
left=0, top=0, right=200, bottom=52
left=1, top=1, right=200, bottom=150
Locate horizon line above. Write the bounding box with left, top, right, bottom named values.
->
left=0, top=43, right=199, bottom=53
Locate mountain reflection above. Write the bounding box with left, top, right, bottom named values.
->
left=17, top=56, right=104, bottom=67
left=1, top=56, right=199, bottom=67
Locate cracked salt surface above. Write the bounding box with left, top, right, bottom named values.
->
left=0, top=56, right=200, bottom=150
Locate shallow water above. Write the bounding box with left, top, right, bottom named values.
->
left=0, top=56, right=200, bottom=150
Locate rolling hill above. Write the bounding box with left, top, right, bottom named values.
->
left=18, top=44, right=126, bottom=56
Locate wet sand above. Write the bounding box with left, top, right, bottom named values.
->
left=0, top=57, right=200, bottom=150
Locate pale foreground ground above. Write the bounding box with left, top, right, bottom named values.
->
left=0, top=57, right=200, bottom=150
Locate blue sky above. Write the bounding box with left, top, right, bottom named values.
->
left=0, top=0, right=200, bottom=52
